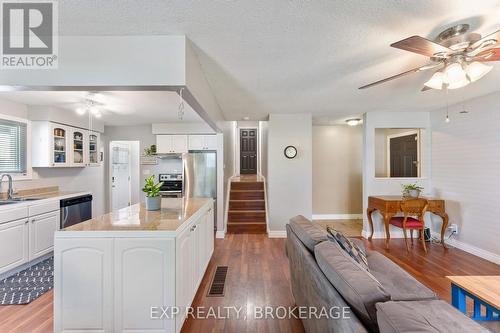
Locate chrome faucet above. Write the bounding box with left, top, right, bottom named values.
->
left=0, top=174, right=14, bottom=200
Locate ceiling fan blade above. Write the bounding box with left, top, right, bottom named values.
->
left=390, top=36, right=452, bottom=57
left=469, top=30, right=500, bottom=52
left=473, top=48, right=500, bottom=62
left=359, top=62, right=441, bottom=90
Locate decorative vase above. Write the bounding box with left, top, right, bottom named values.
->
left=145, top=196, right=161, bottom=211
left=408, top=189, right=421, bottom=198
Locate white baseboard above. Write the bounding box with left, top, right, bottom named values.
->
left=268, top=230, right=287, bottom=238
left=313, top=214, right=363, bottom=220
left=215, top=230, right=225, bottom=239
left=430, top=232, right=500, bottom=265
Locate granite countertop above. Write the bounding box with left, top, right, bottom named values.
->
left=62, top=197, right=213, bottom=233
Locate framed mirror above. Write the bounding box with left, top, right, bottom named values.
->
left=375, top=128, right=424, bottom=178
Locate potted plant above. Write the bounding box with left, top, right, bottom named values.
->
left=142, top=175, right=163, bottom=210
left=143, top=144, right=157, bottom=156
left=402, top=183, right=424, bottom=198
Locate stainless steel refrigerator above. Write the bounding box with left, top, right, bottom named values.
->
left=183, top=151, right=217, bottom=228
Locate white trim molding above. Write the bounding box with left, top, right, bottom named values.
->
left=430, top=232, right=500, bottom=265
left=267, top=230, right=287, bottom=238
left=215, top=230, right=225, bottom=239
left=313, top=214, right=363, bottom=220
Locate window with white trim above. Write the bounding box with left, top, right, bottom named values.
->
left=0, top=118, right=28, bottom=175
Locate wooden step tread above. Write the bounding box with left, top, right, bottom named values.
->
left=228, top=210, right=266, bottom=213
left=227, top=222, right=266, bottom=225
left=229, top=199, right=265, bottom=202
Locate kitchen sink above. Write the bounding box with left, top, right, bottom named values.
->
left=0, top=198, right=42, bottom=205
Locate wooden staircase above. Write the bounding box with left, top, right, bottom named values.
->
left=227, top=179, right=266, bottom=233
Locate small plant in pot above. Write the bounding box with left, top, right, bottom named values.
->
left=402, top=183, right=424, bottom=198
left=142, top=175, right=163, bottom=211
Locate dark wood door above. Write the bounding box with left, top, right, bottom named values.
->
left=240, top=129, right=257, bottom=174
left=390, top=134, right=418, bottom=177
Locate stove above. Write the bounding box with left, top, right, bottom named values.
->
left=158, top=173, right=183, bottom=198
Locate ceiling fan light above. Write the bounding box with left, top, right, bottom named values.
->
left=447, top=78, right=470, bottom=90
left=466, top=61, right=493, bottom=82
left=444, top=62, right=467, bottom=83
left=424, top=71, right=445, bottom=90
left=346, top=118, right=361, bottom=126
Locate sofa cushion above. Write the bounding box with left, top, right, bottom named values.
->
left=376, top=300, right=491, bottom=333
left=315, top=241, right=391, bottom=332
left=288, top=215, right=327, bottom=252
left=348, top=238, right=367, bottom=257
left=327, top=227, right=369, bottom=271
left=367, top=251, right=437, bottom=301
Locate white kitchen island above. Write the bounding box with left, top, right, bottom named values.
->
left=54, top=197, right=214, bottom=333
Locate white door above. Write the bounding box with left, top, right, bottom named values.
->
left=0, top=218, right=29, bottom=275
left=29, top=211, right=60, bottom=260
left=111, top=143, right=131, bottom=211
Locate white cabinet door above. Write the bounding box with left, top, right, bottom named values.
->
left=171, top=135, right=188, bottom=153
left=88, top=131, right=101, bottom=166
left=0, top=218, right=29, bottom=275
left=204, top=135, right=218, bottom=150
left=114, top=238, right=175, bottom=333
left=54, top=238, right=113, bottom=333
left=29, top=211, right=60, bottom=261
left=196, top=213, right=207, bottom=280
left=188, top=135, right=204, bottom=150
left=51, top=123, right=71, bottom=167
left=176, top=225, right=194, bottom=333
left=156, top=135, right=172, bottom=153
left=70, top=128, right=88, bottom=167
left=206, top=207, right=215, bottom=264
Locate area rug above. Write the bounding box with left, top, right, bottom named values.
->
left=0, top=257, right=53, bottom=305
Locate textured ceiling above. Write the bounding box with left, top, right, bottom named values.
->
left=57, top=0, right=500, bottom=122
left=0, top=91, right=202, bottom=125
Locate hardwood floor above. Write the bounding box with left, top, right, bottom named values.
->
left=314, top=219, right=363, bottom=237
left=1, top=234, right=499, bottom=333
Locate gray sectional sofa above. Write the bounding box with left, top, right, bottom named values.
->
left=286, top=215, right=490, bottom=333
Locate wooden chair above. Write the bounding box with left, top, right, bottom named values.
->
left=389, top=198, right=428, bottom=253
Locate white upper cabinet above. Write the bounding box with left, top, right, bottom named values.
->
left=32, top=121, right=100, bottom=168
left=188, top=135, right=217, bottom=151
left=156, top=135, right=188, bottom=154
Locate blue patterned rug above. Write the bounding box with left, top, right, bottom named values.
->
left=0, top=257, right=53, bottom=305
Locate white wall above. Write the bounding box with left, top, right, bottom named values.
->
left=362, top=112, right=431, bottom=238
left=312, top=125, right=362, bottom=216
left=259, top=121, right=269, bottom=180
left=430, top=91, right=500, bottom=262
left=267, top=114, right=312, bottom=233
left=152, top=122, right=215, bottom=134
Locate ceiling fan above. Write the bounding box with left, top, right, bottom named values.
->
left=359, top=24, right=500, bottom=91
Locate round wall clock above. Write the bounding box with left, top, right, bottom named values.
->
left=284, top=145, right=297, bottom=159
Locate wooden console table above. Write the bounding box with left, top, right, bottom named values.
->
left=366, top=196, right=449, bottom=248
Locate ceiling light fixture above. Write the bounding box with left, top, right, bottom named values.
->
left=346, top=118, right=361, bottom=126
left=424, top=60, right=493, bottom=91
left=466, top=61, right=493, bottom=82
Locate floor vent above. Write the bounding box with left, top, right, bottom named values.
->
left=207, top=266, right=228, bottom=297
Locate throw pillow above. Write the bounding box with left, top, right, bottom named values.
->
left=326, top=226, right=369, bottom=271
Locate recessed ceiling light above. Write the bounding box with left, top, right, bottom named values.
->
left=346, top=118, right=361, bottom=126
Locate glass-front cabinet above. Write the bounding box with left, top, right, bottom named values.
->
left=88, top=132, right=101, bottom=166
left=71, top=129, right=88, bottom=167
left=32, top=121, right=101, bottom=168
left=51, top=124, right=69, bottom=166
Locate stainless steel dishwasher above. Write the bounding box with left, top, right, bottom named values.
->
left=60, top=195, right=92, bottom=229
